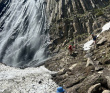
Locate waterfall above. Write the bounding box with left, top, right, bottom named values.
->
left=0, top=0, right=50, bottom=68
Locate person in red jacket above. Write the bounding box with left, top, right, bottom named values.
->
left=68, top=45, right=73, bottom=55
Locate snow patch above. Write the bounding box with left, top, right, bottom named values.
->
left=83, top=40, right=93, bottom=50
left=102, top=22, right=110, bottom=32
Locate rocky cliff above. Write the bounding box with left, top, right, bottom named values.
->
left=45, top=26, right=110, bottom=93
left=46, top=0, right=110, bottom=52
left=44, top=1, right=110, bottom=93
left=47, top=0, right=109, bottom=20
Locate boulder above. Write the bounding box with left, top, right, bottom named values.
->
left=86, top=58, right=94, bottom=67
left=87, top=83, right=101, bottom=93
left=106, top=76, right=110, bottom=89
left=69, top=64, right=77, bottom=70
left=57, top=68, right=66, bottom=75
left=102, top=90, right=110, bottom=93
left=95, top=66, right=103, bottom=71
left=97, top=37, right=107, bottom=45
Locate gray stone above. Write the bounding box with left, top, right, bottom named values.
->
left=102, top=90, right=110, bottom=93
left=86, top=58, right=94, bottom=67
left=97, top=37, right=107, bottom=45
left=106, top=76, right=110, bottom=89
left=57, top=68, right=66, bottom=75
left=69, top=64, right=77, bottom=70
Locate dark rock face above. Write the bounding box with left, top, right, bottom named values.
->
left=47, top=0, right=109, bottom=19
left=0, top=0, right=11, bottom=18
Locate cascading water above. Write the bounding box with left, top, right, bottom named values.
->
left=0, top=0, right=50, bottom=68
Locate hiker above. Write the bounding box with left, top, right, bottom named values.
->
left=68, top=45, right=73, bottom=55
left=57, top=87, right=66, bottom=93
left=68, top=44, right=76, bottom=55
left=91, top=33, right=97, bottom=45
left=91, top=33, right=97, bottom=49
